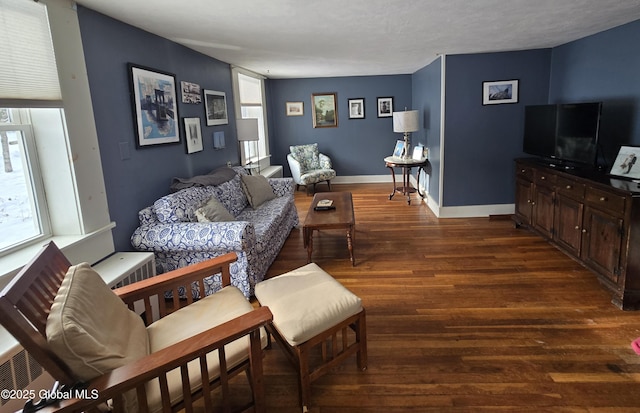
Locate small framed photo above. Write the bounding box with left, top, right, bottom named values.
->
left=312, top=92, right=338, bottom=128
left=286, top=101, right=304, bottom=116
left=412, top=145, right=425, bottom=161
left=180, top=81, right=201, bottom=104
left=348, top=98, right=365, bottom=119
left=610, top=146, right=640, bottom=180
left=184, top=117, right=203, bottom=154
left=204, top=90, right=228, bottom=126
left=392, top=140, right=405, bottom=158
left=377, top=97, right=393, bottom=117
left=482, top=79, right=519, bottom=105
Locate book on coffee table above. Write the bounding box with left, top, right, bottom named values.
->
left=314, top=199, right=335, bottom=211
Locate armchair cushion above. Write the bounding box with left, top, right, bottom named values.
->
left=240, top=174, right=276, bottom=208
left=290, top=143, right=320, bottom=172
left=146, top=285, right=266, bottom=412
left=195, top=196, right=235, bottom=222
left=46, top=263, right=150, bottom=381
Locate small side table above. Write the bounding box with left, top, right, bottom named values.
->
left=384, top=156, right=431, bottom=205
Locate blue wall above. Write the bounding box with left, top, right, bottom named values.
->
left=443, top=50, right=552, bottom=207
left=411, top=57, right=442, bottom=204
left=549, top=19, right=640, bottom=167
left=78, top=7, right=238, bottom=251
left=268, top=76, right=412, bottom=176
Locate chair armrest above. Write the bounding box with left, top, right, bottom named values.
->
left=287, top=154, right=303, bottom=183
left=268, top=177, right=295, bottom=197
left=114, top=252, right=238, bottom=311
left=29, top=306, right=273, bottom=413
left=319, top=153, right=332, bottom=169
left=131, top=221, right=255, bottom=254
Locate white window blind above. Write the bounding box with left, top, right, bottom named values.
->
left=0, top=0, right=62, bottom=107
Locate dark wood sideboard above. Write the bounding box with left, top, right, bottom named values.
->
left=514, top=158, right=640, bottom=310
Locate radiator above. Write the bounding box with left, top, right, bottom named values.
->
left=0, top=252, right=156, bottom=413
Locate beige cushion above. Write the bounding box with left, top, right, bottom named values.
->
left=194, top=196, right=234, bottom=222
left=145, top=286, right=267, bottom=413
left=46, top=263, right=149, bottom=413
left=254, top=263, right=362, bottom=346
left=240, top=174, right=276, bottom=208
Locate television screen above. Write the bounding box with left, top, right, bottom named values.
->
left=523, top=102, right=602, bottom=167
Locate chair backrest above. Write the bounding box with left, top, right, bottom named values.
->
left=0, top=242, right=77, bottom=384
left=290, top=143, right=321, bottom=172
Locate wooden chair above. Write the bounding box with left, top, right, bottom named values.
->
left=0, top=242, right=272, bottom=413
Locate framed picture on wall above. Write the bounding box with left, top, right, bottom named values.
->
left=348, top=98, right=365, bottom=119
left=128, top=63, right=180, bottom=147
left=312, top=92, right=338, bottom=128
left=180, top=81, right=202, bottom=104
left=482, top=79, right=519, bottom=105
left=204, top=89, right=228, bottom=126
left=286, top=101, right=304, bottom=116
left=377, top=97, right=393, bottom=117
left=183, top=117, right=203, bottom=154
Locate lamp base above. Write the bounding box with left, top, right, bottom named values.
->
left=402, top=133, right=411, bottom=160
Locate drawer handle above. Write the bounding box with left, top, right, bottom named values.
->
left=540, top=176, right=546, bottom=180
left=566, top=185, right=572, bottom=189
left=521, top=169, right=526, bottom=173
left=600, top=196, right=607, bottom=202
left=582, top=229, right=588, bottom=233
left=575, top=226, right=580, bottom=230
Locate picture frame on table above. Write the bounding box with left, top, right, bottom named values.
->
left=183, top=117, right=203, bottom=154
left=610, top=145, right=640, bottom=180
left=128, top=63, right=180, bottom=147
left=204, top=89, right=228, bottom=126
left=348, top=98, right=365, bottom=119
left=312, top=92, right=338, bottom=128
left=412, top=145, right=426, bottom=161
left=286, top=101, right=304, bottom=116
left=377, top=97, right=393, bottom=117
left=392, top=140, right=405, bottom=158
left=482, top=79, right=519, bottom=105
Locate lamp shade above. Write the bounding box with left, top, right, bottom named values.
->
left=392, top=110, right=419, bottom=133
left=236, top=118, right=259, bottom=141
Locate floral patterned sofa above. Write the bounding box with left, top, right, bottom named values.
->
left=131, top=167, right=299, bottom=298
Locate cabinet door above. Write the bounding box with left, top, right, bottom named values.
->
left=515, top=178, right=533, bottom=225
left=532, top=185, right=554, bottom=239
left=554, top=194, right=583, bottom=256
left=581, top=206, right=624, bottom=284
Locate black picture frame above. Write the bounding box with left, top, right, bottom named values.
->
left=128, top=63, right=181, bottom=147
left=377, top=97, right=393, bottom=118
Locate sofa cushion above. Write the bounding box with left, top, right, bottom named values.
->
left=240, top=174, right=276, bottom=208
left=214, top=175, right=249, bottom=217
left=290, top=143, right=320, bottom=172
left=154, top=186, right=215, bottom=223
left=169, top=166, right=237, bottom=192
left=195, top=196, right=235, bottom=222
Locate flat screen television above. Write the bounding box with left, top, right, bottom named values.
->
left=523, top=102, right=602, bottom=167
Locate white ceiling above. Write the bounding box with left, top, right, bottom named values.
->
left=74, top=0, right=640, bottom=79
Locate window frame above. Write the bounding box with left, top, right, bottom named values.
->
left=231, top=67, right=270, bottom=168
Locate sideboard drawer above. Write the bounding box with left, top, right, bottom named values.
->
left=534, top=170, right=556, bottom=186
left=516, top=163, right=533, bottom=180
left=557, top=176, right=585, bottom=200
left=585, top=186, right=626, bottom=216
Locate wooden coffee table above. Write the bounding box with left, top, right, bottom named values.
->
left=303, top=192, right=355, bottom=266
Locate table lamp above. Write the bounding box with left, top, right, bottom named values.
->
left=392, top=110, right=419, bottom=159
left=236, top=118, right=260, bottom=172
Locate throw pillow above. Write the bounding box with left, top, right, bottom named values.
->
left=240, top=174, right=276, bottom=208
left=290, top=143, right=320, bottom=172
left=195, top=196, right=235, bottom=222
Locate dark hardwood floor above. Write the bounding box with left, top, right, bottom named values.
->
left=245, top=183, right=640, bottom=412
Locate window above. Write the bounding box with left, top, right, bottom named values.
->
left=0, top=109, right=50, bottom=253
left=232, top=68, right=270, bottom=167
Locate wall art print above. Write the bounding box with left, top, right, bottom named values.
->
left=129, top=63, right=181, bottom=147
